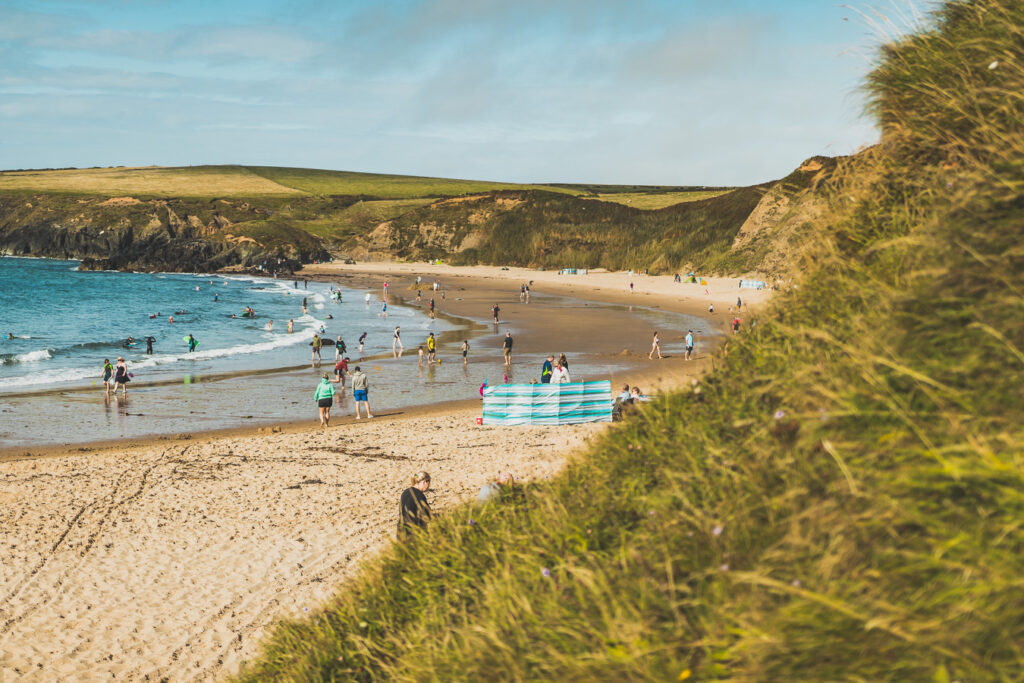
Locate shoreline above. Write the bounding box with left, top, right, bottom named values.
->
left=1, top=263, right=742, bottom=457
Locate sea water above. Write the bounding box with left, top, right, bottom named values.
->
left=0, top=257, right=447, bottom=393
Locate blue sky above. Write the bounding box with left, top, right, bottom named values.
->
left=0, top=0, right=928, bottom=185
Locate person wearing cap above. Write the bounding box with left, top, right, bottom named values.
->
left=314, top=371, right=336, bottom=427
left=399, top=472, right=432, bottom=537
left=350, top=365, right=372, bottom=419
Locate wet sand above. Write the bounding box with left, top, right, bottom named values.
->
left=0, top=263, right=769, bottom=680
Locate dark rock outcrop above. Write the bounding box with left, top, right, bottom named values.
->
left=0, top=194, right=329, bottom=272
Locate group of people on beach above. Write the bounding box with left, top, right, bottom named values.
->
left=649, top=329, right=697, bottom=360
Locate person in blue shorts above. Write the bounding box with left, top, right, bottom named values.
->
left=350, top=365, right=373, bottom=419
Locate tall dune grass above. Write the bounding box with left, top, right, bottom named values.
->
left=237, top=1, right=1023, bottom=679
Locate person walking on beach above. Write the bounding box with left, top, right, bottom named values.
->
left=359, top=331, right=367, bottom=357
left=540, top=355, right=553, bottom=383
left=101, top=358, right=114, bottom=398
left=520, top=284, right=525, bottom=301
left=335, top=336, right=345, bottom=360
left=113, top=357, right=130, bottom=397
left=418, top=345, right=425, bottom=367
left=426, top=332, right=436, bottom=363
left=187, top=334, right=198, bottom=353
left=524, top=284, right=530, bottom=303
left=502, top=331, right=513, bottom=366
left=461, top=340, right=469, bottom=365
left=649, top=331, right=662, bottom=360
left=314, top=372, right=336, bottom=427
left=492, top=304, right=501, bottom=325
left=393, top=326, right=404, bottom=357
left=399, top=472, right=432, bottom=538
left=350, top=365, right=373, bottom=419
left=428, top=297, right=435, bottom=319
left=311, top=333, right=323, bottom=365
left=685, top=330, right=694, bottom=360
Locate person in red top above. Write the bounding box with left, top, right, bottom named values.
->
left=732, top=317, right=741, bottom=334
left=333, top=356, right=350, bottom=387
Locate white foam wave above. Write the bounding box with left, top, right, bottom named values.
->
left=15, top=349, right=52, bottom=363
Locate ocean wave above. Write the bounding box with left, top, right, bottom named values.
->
left=0, top=349, right=54, bottom=365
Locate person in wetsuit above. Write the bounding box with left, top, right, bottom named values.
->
left=145, top=336, right=155, bottom=354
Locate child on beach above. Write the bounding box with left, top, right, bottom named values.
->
left=359, top=332, right=367, bottom=356
left=102, top=358, right=113, bottom=398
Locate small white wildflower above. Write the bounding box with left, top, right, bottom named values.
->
left=988, top=61, right=998, bottom=70
left=712, top=525, right=724, bottom=536
left=774, top=410, right=786, bottom=420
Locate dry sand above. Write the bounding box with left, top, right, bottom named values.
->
left=0, top=263, right=773, bottom=681
left=0, top=408, right=605, bottom=680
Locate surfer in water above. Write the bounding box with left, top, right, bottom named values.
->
left=187, top=334, right=198, bottom=352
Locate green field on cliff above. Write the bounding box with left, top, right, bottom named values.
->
left=236, top=1, right=1024, bottom=680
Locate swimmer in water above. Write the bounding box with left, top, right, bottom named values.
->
left=169, top=316, right=174, bottom=323
left=288, top=319, right=294, bottom=333
left=266, top=320, right=273, bottom=331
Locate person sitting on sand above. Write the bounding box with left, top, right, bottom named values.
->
left=478, top=471, right=514, bottom=504
left=617, top=384, right=631, bottom=402
left=314, top=372, right=335, bottom=427
left=399, top=472, right=432, bottom=537
left=630, top=386, right=652, bottom=402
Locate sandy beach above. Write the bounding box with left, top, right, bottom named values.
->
left=0, top=264, right=770, bottom=680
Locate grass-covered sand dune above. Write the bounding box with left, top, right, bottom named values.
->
left=235, top=1, right=1024, bottom=679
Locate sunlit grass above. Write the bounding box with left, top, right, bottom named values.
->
left=236, top=1, right=1024, bottom=680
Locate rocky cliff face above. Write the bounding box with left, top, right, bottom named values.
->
left=0, top=194, right=329, bottom=272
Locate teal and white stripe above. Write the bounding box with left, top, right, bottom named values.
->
left=482, top=380, right=612, bottom=425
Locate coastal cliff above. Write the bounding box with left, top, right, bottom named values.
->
left=0, top=194, right=329, bottom=272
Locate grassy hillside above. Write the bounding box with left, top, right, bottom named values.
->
left=0, top=165, right=302, bottom=197
left=245, top=166, right=582, bottom=199
left=236, top=1, right=1024, bottom=680
left=356, top=185, right=770, bottom=274
left=0, top=164, right=583, bottom=199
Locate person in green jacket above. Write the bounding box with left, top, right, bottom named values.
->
left=314, top=372, right=336, bottom=427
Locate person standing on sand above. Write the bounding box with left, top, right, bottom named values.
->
left=685, top=330, right=695, bottom=360
left=311, top=333, right=323, bottom=365
left=314, top=372, right=335, bottom=427
left=540, top=354, right=553, bottom=383
left=461, top=340, right=469, bottom=365
left=399, top=472, right=432, bottom=537
left=630, top=281, right=634, bottom=294
left=492, top=304, right=500, bottom=324
left=520, top=284, right=525, bottom=301
left=525, top=284, right=530, bottom=303
left=429, top=297, right=435, bottom=319
left=393, top=326, right=403, bottom=357
left=350, top=365, right=373, bottom=419
left=418, top=346, right=425, bottom=367
left=359, top=331, right=367, bottom=356
left=649, top=331, right=662, bottom=359
left=101, top=358, right=113, bottom=398
left=502, top=331, right=513, bottom=366
left=113, top=357, right=130, bottom=397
